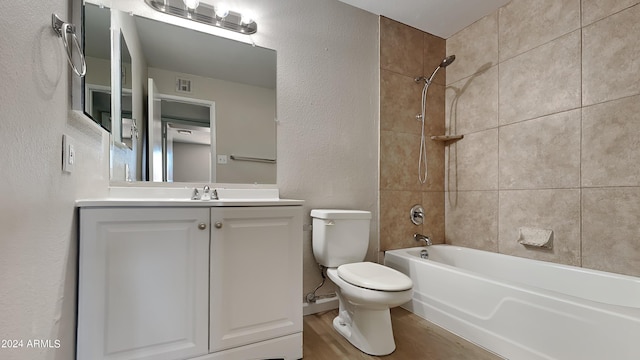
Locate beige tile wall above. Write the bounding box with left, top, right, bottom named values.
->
left=443, top=0, right=640, bottom=277
left=379, top=17, right=446, bottom=252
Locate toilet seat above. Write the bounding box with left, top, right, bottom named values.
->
left=337, top=262, right=412, bottom=291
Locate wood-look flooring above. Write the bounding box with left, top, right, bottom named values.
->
left=303, top=308, right=503, bottom=360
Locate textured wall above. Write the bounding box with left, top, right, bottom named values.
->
left=379, top=17, right=446, bottom=253
left=0, top=1, right=109, bottom=359
left=445, top=0, right=640, bottom=277
left=271, top=0, right=380, bottom=297
left=0, top=1, right=378, bottom=358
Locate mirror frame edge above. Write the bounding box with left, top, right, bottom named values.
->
left=71, top=0, right=84, bottom=113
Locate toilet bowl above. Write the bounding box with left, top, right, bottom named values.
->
left=310, top=209, right=413, bottom=356
left=326, top=263, right=412, bottom=355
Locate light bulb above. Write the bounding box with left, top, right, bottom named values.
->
left=183, top=0, right=199, bottom=10
left=241, top=12, right=254, bottom=25
left=215, top=3, right=229, bottom=18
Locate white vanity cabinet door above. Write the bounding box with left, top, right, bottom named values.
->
left=209, top=206, right=302, bottom=352
left=78, top=207, right=210, bottom=360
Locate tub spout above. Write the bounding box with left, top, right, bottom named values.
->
left=414, top=233, right=432, bottom=246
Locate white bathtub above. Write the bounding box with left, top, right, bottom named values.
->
left=384, top=245, right=640, bottom=360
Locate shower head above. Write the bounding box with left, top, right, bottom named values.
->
left=415, top=55, right=456, bottom=84
left=439, top=55, right=456, bottom=68
left=420, top=54, right=456, bottom=84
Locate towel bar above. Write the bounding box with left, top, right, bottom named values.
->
left=230, top=155, right=276, bottom=164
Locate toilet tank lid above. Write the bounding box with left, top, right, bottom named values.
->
left=337, top=262, right=413, bottom=291
left=311, top=209, right=371, bottom=220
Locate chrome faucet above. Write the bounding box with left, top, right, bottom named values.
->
left=192, top=185, right=217, bottom=200
left=414, top=233, right=432, bottom=246
left=201, top=185, right=212, bottom=200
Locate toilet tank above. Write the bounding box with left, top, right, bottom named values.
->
left=311, top=209, right=372, bottom=267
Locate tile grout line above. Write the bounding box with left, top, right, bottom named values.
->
left=579, top=0, right=583, bottom=268
left=496, top=8, right=501, bottom=255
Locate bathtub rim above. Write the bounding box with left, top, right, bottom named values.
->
left=384, top=245, right=640, bottom=315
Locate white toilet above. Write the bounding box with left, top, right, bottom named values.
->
left=311, top=209, right=413, bottom=356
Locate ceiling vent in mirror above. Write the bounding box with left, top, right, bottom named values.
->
left=144, top=0, right=257, bottom=35
left=176, top=78, right=192, bottom=93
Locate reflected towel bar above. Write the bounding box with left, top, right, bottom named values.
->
left=230, top=155, right=276, bottom=164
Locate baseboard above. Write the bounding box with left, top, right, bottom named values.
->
left=303, top=297, right=338, bottom=316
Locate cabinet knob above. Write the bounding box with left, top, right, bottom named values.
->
left=214, top=222, right=223, bottom=229
left=198, top=223, right=207, bottom=230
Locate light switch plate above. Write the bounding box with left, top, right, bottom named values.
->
left=62, top=134, right=75, bottom=173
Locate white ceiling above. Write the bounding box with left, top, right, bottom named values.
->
left=339, top=0, right=511, bottom=39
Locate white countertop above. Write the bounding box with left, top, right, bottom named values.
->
left=76, top=187, right=304, bottom=207
left=76, top=198, right=304, bottom=207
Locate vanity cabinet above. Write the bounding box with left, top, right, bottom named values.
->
left=209, top=207, right=303, bottom=352
left=77, top=204, right=303, bottom=360
left=77, top=207, right=210, bottom=360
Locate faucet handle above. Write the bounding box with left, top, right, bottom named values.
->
left=410, top=204, right=425, bottom=225
left=191, top=188, right=201, bottom=200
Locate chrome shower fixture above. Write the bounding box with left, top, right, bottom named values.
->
left=415, top=54, right=456, bottom=184
left=415, top=55, right=456, bottom=85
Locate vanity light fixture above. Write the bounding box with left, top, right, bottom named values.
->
left=144, top=0, right=257, bottom=35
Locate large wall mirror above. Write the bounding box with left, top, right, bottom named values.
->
left=83, top=0, right=277, bottom=185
